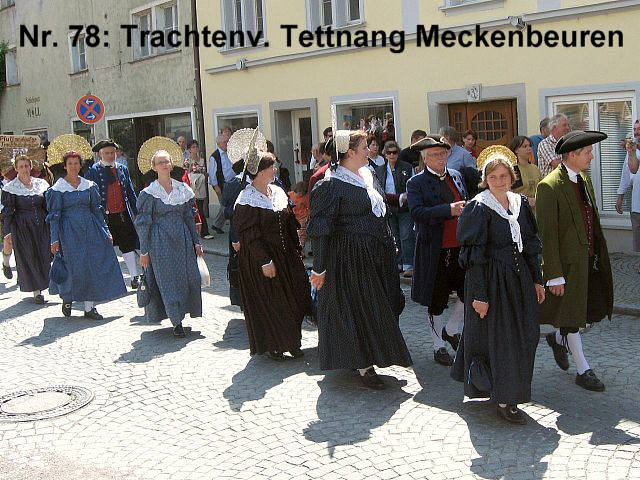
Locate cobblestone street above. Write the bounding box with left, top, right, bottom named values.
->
left=1, top=253, right=639, bottom=480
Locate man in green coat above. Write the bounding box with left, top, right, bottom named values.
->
left=536, top=130, right=613, bottom=392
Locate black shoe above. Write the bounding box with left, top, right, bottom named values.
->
left=442, top=326, right=460, bottom=351
left=130, top=276, right=140, bottom=289
left=173, top=324, right=186, bottom=338
left=62, top=303, right=72, bottom=317
left=289, top=348, right=304, bottom=358
left=84, top=308, right=103, bottom=320
left=34, top=294, right=45, bottom=305
left=575, top=369, right=605, bottom=392
left=497, top=404, right=527, bottom=425
left=212, top=226, right=224, bottom=234
left=360, top=368, right=387, bottom=390
left=546, top=333, right=569, bottom=371
left=2, top=264, right=12, bottom=279
left=434, top=347, right=454, bottom=366
left=268, top=351, right=285, bottom=361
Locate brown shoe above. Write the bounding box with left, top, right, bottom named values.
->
left=359, top=368, right=386, bottom=390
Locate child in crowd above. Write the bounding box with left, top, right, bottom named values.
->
left=288, top=181, right=310, bottom=255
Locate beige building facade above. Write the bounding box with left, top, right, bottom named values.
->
left=197, top=0, right=640, bottom=252
left=1, top=0, right=198, bottom=188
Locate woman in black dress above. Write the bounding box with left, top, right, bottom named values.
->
left=1, top=154, right=52, bottom=303
left=233, top=148, right=311, bottom=360
left=452, top=149, right=545, bottom=424
left=307, top=130, right=412, bottom=389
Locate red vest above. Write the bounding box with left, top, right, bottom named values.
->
left=442, top=176, right=462, bottom=249
left=106, top=167, right=126, bottom=214
left=572, top=181, right=595, bottom=257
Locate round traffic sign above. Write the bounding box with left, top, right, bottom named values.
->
left=76, top=95, right=105, bottom=125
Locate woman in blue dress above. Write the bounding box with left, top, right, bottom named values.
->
left=134, top=148, right=203, bottom=338
left=47, top=151, right=127, bottom=319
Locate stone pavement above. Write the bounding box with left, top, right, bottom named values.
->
left=1, top=254, right=639, bottom=480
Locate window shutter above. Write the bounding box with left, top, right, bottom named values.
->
left=5, top=50, right=18, bottom=85
left=244, top=0, right=257, bottom=36
left=221, top=0, right=234, bottom=34
left=334, top=0, right=348, bottom=27
left=306, top=0, right=321, bottom=29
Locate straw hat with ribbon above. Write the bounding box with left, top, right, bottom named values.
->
left=47, top=134, right=93, bottom=166
left=227, top=128, right=267, bottom=177
left=137, top=136, right=183, bottom=174
left=476, top=144, right=518, bottom=173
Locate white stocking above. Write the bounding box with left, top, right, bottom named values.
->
left=567, top=332, right=590, bottom=375
left=84, top=301, right=94, bottom=312
left=122, top=251, right=138, bottom=277
left=2, top=252, right=10, bottom=266
left=446, top=299, right=465, bottom=336
left=431, top=315, right=446, bottom=350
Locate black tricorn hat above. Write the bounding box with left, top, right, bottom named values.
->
left=410, top=134, right=450, bottom=151
left=555, top=130, right=607, bottom=155
left=92, top=139, right=120, bottom=152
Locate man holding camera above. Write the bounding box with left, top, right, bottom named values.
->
left=616, top=119, right=640, bottom=254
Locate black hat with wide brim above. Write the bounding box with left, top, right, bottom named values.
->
left=92, top=139, right=121, bottom=152
left=410, top=135, right=451, bottom=151
left=555, top=130, right=607, bottom=155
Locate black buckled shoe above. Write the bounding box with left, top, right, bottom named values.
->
left=84, top=308, right=103, bottom=320
left=360, top=368, right=386, bottom=390
left=434, top=347, right=454, bottom=366
left=130, top=276, right=140, bottom=289
left=575, top=369, right=605, bottom=392
left=289, top=348, right=304, bottom=358
left=2, top=264, right=12, bottom=279
left=62, top=303, right=72, bottom=317
left=442, top=326, right=460, bottom=351
left=173, top=324, right=186, bottom=338
left=497, top=404, right=527, bottom=425
left=546, top=333, right=569, bottom=371
left=34, top=294, right=45, bottom=305
left=268, top=350, right=285, bottom=361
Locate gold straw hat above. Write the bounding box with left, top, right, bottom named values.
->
left=47, top=134, right=93, bottom=166
left=137, top=136, right=183, bottom=174
left=476, top=145, right=517, bottom=172
left=227, top=128, right=267, bottom=175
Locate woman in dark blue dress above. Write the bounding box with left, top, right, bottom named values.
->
left=452, top=152, right=545, bottom=425
left=1, top=154, right=51, bottom=303
left=47, top=151, right=126, bottom=319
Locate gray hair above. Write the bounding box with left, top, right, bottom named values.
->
left=539, top=117, right=550, bottom=130
left=439, top=126, right=458, bottom=141
left=216, top=133, right=227, bottom=144
left=549, top=113, right=567, bottom=130
left=382, top=140, right=399, bottom=155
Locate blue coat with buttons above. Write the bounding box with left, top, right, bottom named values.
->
left=84, top=162, right=138, bottom=219
left=406, top=168, right=468, bottom=306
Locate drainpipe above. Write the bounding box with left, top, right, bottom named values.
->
left=191, top=0, right=209, bottom=214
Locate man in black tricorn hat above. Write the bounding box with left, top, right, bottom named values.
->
left=406, top=135, right=468, bottom=367
left=85, top=139, right=140, bottom=289
left=536, top=130, right=613, bottom=392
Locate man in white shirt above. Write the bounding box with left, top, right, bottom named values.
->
left=538, top=113, right=570, bottom=177
left=208, top=130, right=234, bottom=234
left=615, top=119, right=640, bottom=252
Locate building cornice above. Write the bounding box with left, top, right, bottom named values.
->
left=205, top=0, right=640, bottom=75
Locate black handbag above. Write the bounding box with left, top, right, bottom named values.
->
left=49, top=252, right=68, bottom=285
left=136, top=272, right=150, bottom=308
left=467, top=356, right=492, bottom=394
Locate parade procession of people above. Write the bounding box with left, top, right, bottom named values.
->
left=1, top=118, right=629, bottom=430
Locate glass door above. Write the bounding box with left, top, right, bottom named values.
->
left=291, top=109, right=312, bottom=185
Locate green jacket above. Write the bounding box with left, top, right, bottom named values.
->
left=535, top=165, right=613, bottom=328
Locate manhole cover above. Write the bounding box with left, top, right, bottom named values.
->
left=0, top=386, right=94, bottom=422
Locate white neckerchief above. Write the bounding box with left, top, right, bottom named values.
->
left=426, top=166, right=447, bottom=181
left=143, top=179, right=195, bottom=206
left=563, top=163, right=580, bottom=184
left=51, top=177, right=93, bottom=193
left=2, top=176, right=49, bottom=197
left=235, top=184, right=288, bottom=211
left=99, top=160, right=117, bottom=168
left=328, top=165, right=386, bottom=218
left=475, top=190, right=523, bottom=252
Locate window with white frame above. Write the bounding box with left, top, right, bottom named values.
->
left=131, top=1, right=179, bottom=60
left=549, top=92, right=636, bottom=213
left=69, top=32, right=88, bottom=73
left=215, top=112, right=259, bottom=136
left=221, top=0, right=266, bottom=47
left=334, top=100, right=395, bottom=135
left=4, top=49, right=18, bottom=85
left=0, top=0, right=15, bottom=9
left=307, top=0, right=364, bottom=29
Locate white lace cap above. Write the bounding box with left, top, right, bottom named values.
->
left=334, top=130, right=351, bottom=154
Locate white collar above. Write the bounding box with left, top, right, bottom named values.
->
left=475, top=190, right=523, bottom=252
left=2, top=176, right=49, bottom=197
left=563, top=163, right=580, bottom=183
left=328, top=165, right=386, bottom=218
left=426, top=166, right=447, bottom=180
left=143, top=179, right=195, bottom=206
left=235, top=184, right=288, bottom=211
left=51, top=177, right=94, bottom=193
left=99, top=160, right=117, bottom=168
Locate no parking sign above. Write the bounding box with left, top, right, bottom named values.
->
left=76, top=95, right=105, bottom=125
